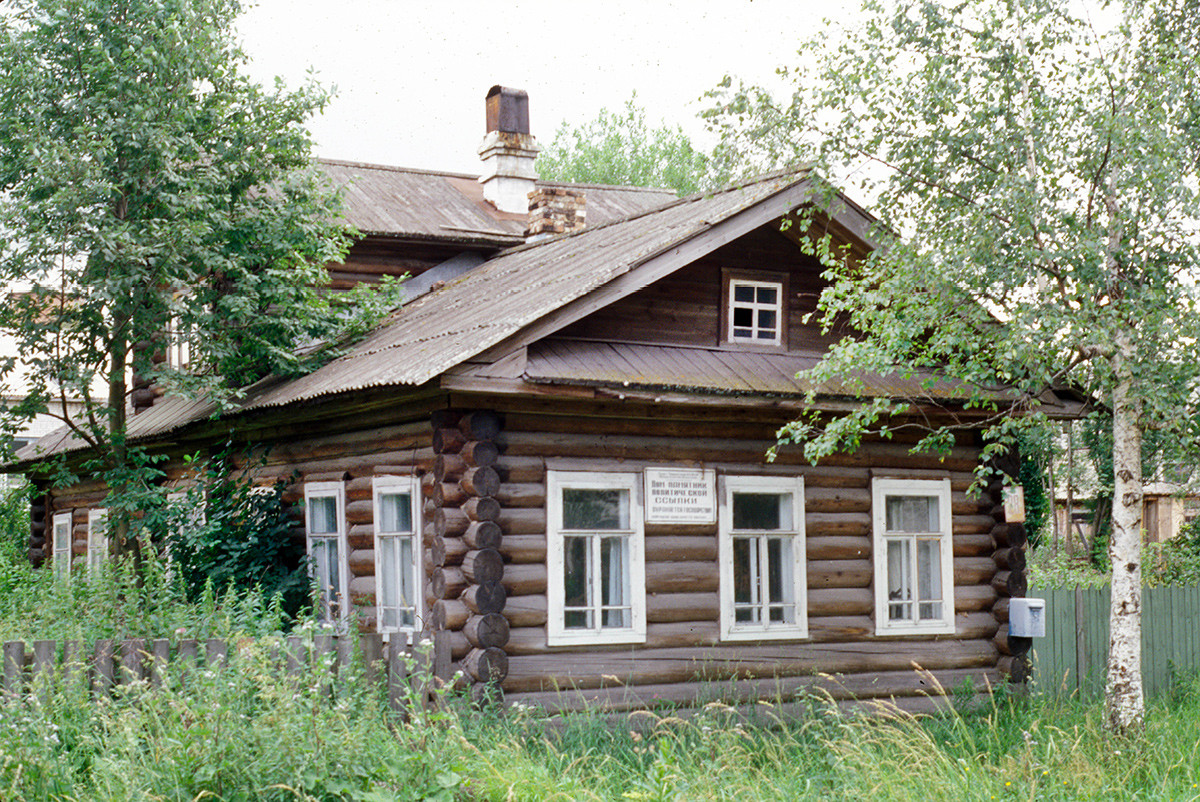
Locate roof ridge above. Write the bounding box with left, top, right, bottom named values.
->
left=317, top=158, right=481, bottom=180
left=492, top=164, right=815, bottom=258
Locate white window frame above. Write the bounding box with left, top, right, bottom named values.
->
left=86, top=508, right=108, bottom=573
left=547, top=471, right=646, bottom=646
left=372, top=475, right=422, bottom=638
left=52, top=511, right=72, bottom=579
left=872, top=477, right=956, bottom=636
left=727, top=278, right=784, bottom=345
left=718, top=475, right=807, bottom=641
left=304, top=481, right=351, bottom=626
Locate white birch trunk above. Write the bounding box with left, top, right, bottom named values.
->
left=1105, top=339, right=1144, bottom=733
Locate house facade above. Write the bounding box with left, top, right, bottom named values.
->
left=16, top=87, right=1059, bottom=712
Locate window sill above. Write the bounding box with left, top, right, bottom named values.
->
left=721, top=626, right=809, bottom=642
left=874, top=621, right=957, bottom=637
left=547, top=628, right=646, bottom=647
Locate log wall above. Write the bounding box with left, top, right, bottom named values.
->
left=490, top=405, right=1004, bottom=710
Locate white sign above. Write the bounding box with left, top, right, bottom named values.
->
left=644, top=468, right=716, bottom=524
left=1004, top=486, right=1026, bottom=523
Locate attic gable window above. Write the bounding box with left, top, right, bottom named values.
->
left=723, top=270, right=788, bottom=348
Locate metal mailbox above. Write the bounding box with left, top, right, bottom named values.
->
left=1009, top=597, right=1046, bottom=638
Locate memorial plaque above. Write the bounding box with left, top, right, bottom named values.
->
left=644, top=468, right=716, bottom=524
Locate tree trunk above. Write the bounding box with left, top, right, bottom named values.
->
left=1105, top=341, right=1144, bottom=734
left=108, top=330, right=131, bottom=557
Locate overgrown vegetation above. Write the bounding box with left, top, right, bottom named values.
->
left=3, top=652, right=1200, bottom=799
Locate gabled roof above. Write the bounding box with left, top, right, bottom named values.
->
left=16, top=166, right=890, bottom=462
left=321, top=159, right=677, bottom=245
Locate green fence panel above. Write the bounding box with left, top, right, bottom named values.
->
left=1031, top=583, right=1200, bottom=699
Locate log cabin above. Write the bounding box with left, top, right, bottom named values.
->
left=12, top=86, right=1076, bottom=713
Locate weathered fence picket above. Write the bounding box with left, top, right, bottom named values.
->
left=0, top=630, right=453, bottom=711
left=1031, top=584, right=1200, bottom=699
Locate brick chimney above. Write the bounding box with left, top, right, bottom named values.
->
left=526, top=186, right=586, bottom=241
left=477, top=86, right=540, bottom=214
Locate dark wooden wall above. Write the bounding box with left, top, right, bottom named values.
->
left=555, top=223, right=841, bottom=353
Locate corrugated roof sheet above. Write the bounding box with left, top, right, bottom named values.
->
left=521, top=338, right=1023, bottom=403
left=320, top=159, right=677, bottom=243
left=15, top=169, right=810, bottom=463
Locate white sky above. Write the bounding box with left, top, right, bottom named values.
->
left=235, top=0, right=852, bottom=175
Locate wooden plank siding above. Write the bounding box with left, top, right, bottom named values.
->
left=555, top=223, right=842, bottom=354
left=491, top=403, right=1003, bottom=708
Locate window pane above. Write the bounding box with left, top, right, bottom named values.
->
left=733, top=537, right=755, bottom=607
left=887, top=539, right=912, bottom=620
left=758, top=309, right=777, bottom=330
left=55, top=522, right=70, bottom=551
left=565, top=609, right=591, bottom=629
left=756, top=286, right=777, bottom=304
left=767, top=537, right=791, bottom=604
left=734, top=284, right=754, bottom=302
left=600, top=536, right=628, bottom=607
left=733, top=492, right=791, bottom=530
left=379, top=492, right=411, bottom=533
left=563, top=489, right=628, bottom=530
left=917, top=538, right=943, bottom=620
left=309, top=496, right=338, bottom=534
left=733, top=307, right=753, bottom=327
left=563, top=536, right=590, bottom=611
left=885, top=496, right=937, bottom=533
left=379, top=537, right=399, bottom=611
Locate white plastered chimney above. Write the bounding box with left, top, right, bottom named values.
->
left=477, top=86, right=540, bottom=214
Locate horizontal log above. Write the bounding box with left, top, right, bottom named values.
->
left=430, top=508, right=469, bottom=538
left=461, top=439, right=500, bottom=468
left=806, top=512, right=870, bottom=537
left=432, top=599, right=470, bottom=631
left=645, top=536, right=717, bottom=562
left=954, top=557, right=996, bottom=586
left=463, top=520, right=503, bottom=551
left=809, top=587, right=873, bottom=617
left=647, top=592, right=718, bottom=623
left=494, top=456, right=546, bottom=483
left=646, top=561, right=718, bottom=593
left=954, top=515, right=997, bottom=536
left=461, top=582, right=507, bottom=615
left=993, top=546, right=1027, bottom=572
left=431, top=567, right=467, bottom=600
left=808, top=536, right=870, bottom=560
left=997, top=655, right=1030, bottom=683
left=373, top=463, right=424, bottom=476
left=462, top=467, right=500, bottom=498
left=504, top=667, right=1001, bottom=714
left=991, top=570, right=1027, bottom=598
left=430, top=536, right=468, bottom=568
left=495, top=483, right=545, bottom=508
left=505, top=613, right=1000, bottom=656
left=808, top=559, right=871, bottom=590
left=348, top=576, right=375, bottom=605
left=955, top=583, right=998, bottom=612
left=501, top=638, right=998, bottom=693
left=432, top=482, right=467, bottom=508
left=433, top=453, right=466, bottom=483
left=993, top=596, right=1009, bottom=623
left=465, top=613, right=510, bottom=649
left=463, top=548, right=504, bottom=585
left=503, top=594, right=547, bottom=628
left=432, top=428, right=466, bottom=455
left=462, top=496, right=501, bottom=523
left=458, top=411, right=501, bottom=442
left=447, top=631, right=470, bottom=661
left=497, top=508, right=545, bottom=535
left=953, top=533, right=995, bottom=557
left=501, top=564, right=547, bottom=597
left=464, top=646, right=508, bottom=684
left=301, top=470, right=349, bottom=483
left=348, top=548, right=374, bottom=577
left=805, top=486, right=869, bottom=514
left=345, top=500, right=372, bottom=526
left=500, top=534, right=544, bottom=563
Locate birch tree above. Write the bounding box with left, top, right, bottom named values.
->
left=706, top=0, right=1200, bottom=732
left=0, top=0, right=386, bottom=554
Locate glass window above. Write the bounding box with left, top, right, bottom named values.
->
left=373, top=477, right=419, bottom=636
left=873, top=478, right=955, bottom=635
left=727, top=278, right=784, bottom=345
left=305, top=482, right=347, bottom=625
left=547, top=472, right=645, bottom=646
left=52, top=511, right=72, bottom=579
left=86, top=508, right=108, bottom=573
left=719, top=476, right=807, bottom=641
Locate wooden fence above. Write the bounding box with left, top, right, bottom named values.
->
left=1031, top=585, right=1200, bottom=698
left=0, top=630, right=453, bottom=709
